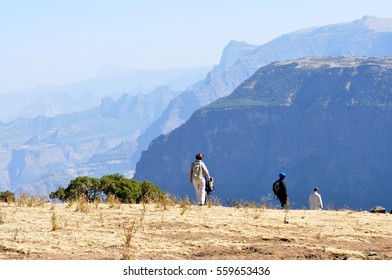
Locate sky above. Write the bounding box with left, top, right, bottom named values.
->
left=1, top=0, right=392, bottom=95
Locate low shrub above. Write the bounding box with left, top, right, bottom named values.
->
left=0, top=191, right=15, bottom=203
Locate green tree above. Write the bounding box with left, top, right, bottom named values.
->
left=100, top=174, right=141, bottom=203
left=50, top=174, right=163, bottom=204
left=66, top=176, right=101, bottom=201
left=49, top=187, right=66, bottom=202
left=50, top=176, right=101, bottom=202
left=141, top=180, right=164, bottom=202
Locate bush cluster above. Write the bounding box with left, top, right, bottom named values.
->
left=50, top=174, right=163, bottom=203
left=0, top=191, right=15, bottom=203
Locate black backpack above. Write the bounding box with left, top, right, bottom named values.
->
left=272, top=180, right=280, bottom=196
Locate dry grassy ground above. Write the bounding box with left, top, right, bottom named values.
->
left=0, top=200, right=391, bottom=260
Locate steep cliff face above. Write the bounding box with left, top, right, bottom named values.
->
left=133, top=16, right=392, bottom=168
left=134, top=57, right=392, bottom=210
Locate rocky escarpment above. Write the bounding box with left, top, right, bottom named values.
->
left=133, top=16, right=392, bottom=170
left=134, top=57, right=392, bottom=210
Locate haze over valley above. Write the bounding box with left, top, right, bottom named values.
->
left=1, top=15, right=392, bottom=211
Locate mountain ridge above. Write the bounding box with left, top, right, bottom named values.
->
left=0, top=66, right=210, bottom=122
left=0, top=86, right=180, bottom=194
left=133, top=16, right=392, bottom=170
left=134, top=56, right=392, bottom=210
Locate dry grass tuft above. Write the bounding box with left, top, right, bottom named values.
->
left=51, top=212, right=60, bottom=231
left=16, top=194, right=47, bottom=207
left=0, top=209, right=6, bottom=224
left=75, top=195, right=89, bottom=212
left=105, top=194, right=121, bottom=209
left=179, top=196, right=191, bottom=215
left=122, top=218, right=138, bottom=260
left=205, top=195, right=221, bottom=207
left=157, top=193, right=176, bottom=210
left=13, top=225, right=20, bottom=241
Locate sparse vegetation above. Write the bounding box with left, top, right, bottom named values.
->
left=94, top=197, right=100, bottom=209
left=122, top=218, right=138, bottom=260
left=51, top=211, right=59, bottom=231
left=0, top=189, right=391, bottom=260
left=140, top=200, right=147, bottom=224
left=0, top=200, right=391, bottom=260
left=179, top=196, right=191, bottom=215
left=75, top=195, right=90, bottom=213
left=105, top=194, right=121, bottom=209
left=157, top=193, right=176, bottom=210
left=13, top=225, right=20, bottom=241
left=16, top=194, right=47, bottom=207
left=227, top=199, right=245, bottom=208
left=316, top=229, right=322, bottom=239
left=205, top=195, right=221, bottom=207
left=0, top=209, right=5, bottom=224
left=253, top=209, right=261, bottom=219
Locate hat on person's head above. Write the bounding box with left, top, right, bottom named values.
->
left=279, top=172, right=286, bottom=178
left=314, top=187, right=319, bottom=192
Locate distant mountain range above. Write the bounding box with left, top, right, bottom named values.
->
left=132, top=16, right=392, bottom=165
left=0, top=66, right=210, bottom=122
left=1, top=16, right=392, bottom=204
left=0, top=86, right=180, bottom=194
left=134, top=56, right=392, bottom=210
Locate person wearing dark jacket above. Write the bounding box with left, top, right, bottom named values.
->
left=273, top=172, right=288, bottom=208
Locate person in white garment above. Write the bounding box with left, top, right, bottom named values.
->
left=189, top=153, right=211, bottom=205
left=309, top=187, right=323, bottom=210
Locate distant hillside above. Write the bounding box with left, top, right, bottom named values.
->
left=0, top=87, right=179, bottom=194
left=0, top=66, right=210, bottom=122
left=133, top=16, right=392, bottom=166
left=134, top=57, right=392, bottom=210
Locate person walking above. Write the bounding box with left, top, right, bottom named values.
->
left=189, top=153, right=211, bottom=205
left=273, top=172, right=288, bottom=208
left=309, top=187, right=323, bottom=210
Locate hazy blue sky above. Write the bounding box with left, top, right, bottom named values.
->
left=1, top=0, right=391, bottom=94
